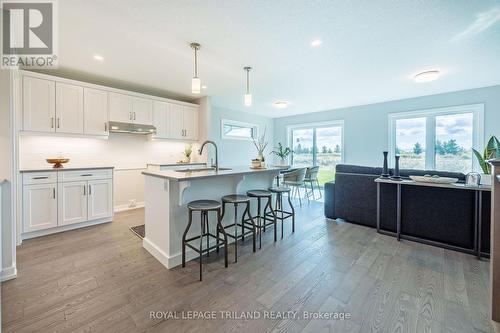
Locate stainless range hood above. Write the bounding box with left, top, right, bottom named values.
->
left=108, top=121, right=156, bottom=135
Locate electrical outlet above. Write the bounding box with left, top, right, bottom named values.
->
left=128, top=199, right=137, bottom=208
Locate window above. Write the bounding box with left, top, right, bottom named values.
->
left=221, top=119, right=258, bottom=140
left=288, top=121, right=344, bottom=185
left=389, top=104, right=484, bottom=173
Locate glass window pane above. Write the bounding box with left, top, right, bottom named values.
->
left=316, top=126, right=342, bottom=185
left=395, top=117, right=426, bottom=169
left=291, top=128, right=313, bottom=167
left=435, top=113, right=473, bottom=173
left=223, top=123, right=255, bottom=139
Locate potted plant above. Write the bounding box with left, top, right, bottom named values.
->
left=473, top=135, right=500, bottom=185
left=252, top=127, right=268, bottom=167
left=271, top=143, right=293, bottom=166
left=183, top=144, right=193, bottom=163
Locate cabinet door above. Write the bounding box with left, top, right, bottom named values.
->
left=132, top=97, right=153, bottom=125
left=88, top=179, right=113, bottom=221
left=58, top=181, right=88, bottom=226
left=109, top=92, right=132, bottom=123
left=22, top=76, right=56, bottom=132
left=23, top=184, right=57, bottom=232
left=84, top=88, right=109, bottom=135
left=55, top=82, right=84, bottom=134
left=152, top=101, right=169, bottom=138
left=183, top=106, right=198, bottom=140
left=168, top=103, right=184, bottom=139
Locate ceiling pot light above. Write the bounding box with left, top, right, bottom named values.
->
left=273, top=101, right=288, bottom=109
left=93, top=54, right=104, bottom=61
left=190, top=42, right=201, bottom=94
left=414, top=70, right=440, bottom=83
left=243, top=66, right=252, bottom=107
left=311, top=39, right=322, bottom=47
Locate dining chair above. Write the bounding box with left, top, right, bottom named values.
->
left=283, top=168, right=308, bottom=206
left=304, top=166, right=322, bottom=200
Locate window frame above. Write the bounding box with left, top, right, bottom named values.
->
left=220, top=119, right=259, bottom=141
left=388, top=104, right=484, bottom=171
left=286, top=120, right=345, bottom=166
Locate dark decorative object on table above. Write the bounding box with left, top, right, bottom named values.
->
left=381, top=151, right=389, bottom=177
left=391, top=155, right=402, bottom=180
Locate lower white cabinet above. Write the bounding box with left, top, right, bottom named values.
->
left=23, top=184, right=57, bottom=232
left=22, top=168, right=113, bottom=237
left=88, top=179, right=113, bottom=220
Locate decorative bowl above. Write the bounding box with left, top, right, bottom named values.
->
left=409, top=175, right=458, bottom=184
left=46, top=158, right=70, bottom=168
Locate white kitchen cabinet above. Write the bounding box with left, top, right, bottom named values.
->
left=84, top=88, right=109, bottom=135
left=168, top=103, right=185, bottom=139
left=109, top=92, right=132, bottom=123
left=22, top=76, right=56, bottom=132
left=23, top=183, right=57, bottom=232
left=88, top=179, right=113, bottom=221
left=153, top=101, right=169, bottom=138
left=183, top=105, right=199, bottom=140
left=132, top=97, right=153, bottom=125
left=56, top=82, right=84, bottom=134
left=58, top=181, right=88, bottom=226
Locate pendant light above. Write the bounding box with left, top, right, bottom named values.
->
left=190, top=42, right=201, bottom=94
left=243, top=66, right=252, bottom=106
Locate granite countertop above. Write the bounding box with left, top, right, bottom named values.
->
left=142, top=165, right=286, bottom=181
left=20, top=166, right=115, bottom=173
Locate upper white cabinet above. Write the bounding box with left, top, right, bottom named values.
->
left=84, top=88, right=109, bottom=135
left=153, top=101, right=169, bottom=138
left=56, top=82, right=84, bottom=134
left=23, top=76, right=56, bottom=132
left=132, top=97, right=153, bottom=125
left=20, top=71, right=198, bottom=140
left=183, top=105, right=199, bottom=140
left=109, top=92, right=132, bottom=123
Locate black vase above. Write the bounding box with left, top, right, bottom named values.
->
left=391, top=155, right=402, bottom=180
left=381, top=151, right=389, bottom=177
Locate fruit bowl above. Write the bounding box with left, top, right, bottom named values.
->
left=46, top=158, right=70, bottom=168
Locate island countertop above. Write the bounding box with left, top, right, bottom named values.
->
left=142, top=165, right=287, bottom=181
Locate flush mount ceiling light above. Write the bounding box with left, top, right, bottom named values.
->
left=414, top=70, right=440, bottom=83
left=311, top=39, right=323, bottom=47
left=93, top=54, right=104, bottom=61
left=190, top=42, right=201, bottom=94
left=243, top=66, right=252, bottom=107
left=273, top=101, right=289, bottom=109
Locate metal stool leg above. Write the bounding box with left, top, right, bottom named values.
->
left=287, top=192, right=295, bottom=233
left=234, top=203, right=238, bottom=263
left=280, top=193, right=284, bottom=239
left=199, top=212, right=204, bottom=281
left=216, top=208, right=228, bottom=267
left=182, top=209, right=194, bottom=268
left=243, top=202, right=256, bottom=252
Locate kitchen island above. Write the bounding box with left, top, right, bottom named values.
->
left=142, top=166, right=284, bottom=269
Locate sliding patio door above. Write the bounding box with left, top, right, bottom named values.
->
left=289, top=121, right=344, bottom=186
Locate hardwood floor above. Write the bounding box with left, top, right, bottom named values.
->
left=2, top=201, right=493, bottom=333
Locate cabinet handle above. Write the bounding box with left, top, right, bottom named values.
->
left=83, top=185, right=86, bottom=196
left=89, top=185, right=92, bottom=195
left=129, top=112, right=132, bottom=120
left=52, top=188, right=56, bottom=199
left=33, top=176, right=49, bottom=180
left=133, top=112, right=136, bottom=120
left=57, top=118, right=60, bottom=128
left=50, top=117, right=54, bottom=128
left=81, top=174, right=93, bottom=177
left=105, top=122, right=107, bottom=132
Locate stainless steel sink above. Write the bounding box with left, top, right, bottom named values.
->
left=174, top=167, right=232, bottom=172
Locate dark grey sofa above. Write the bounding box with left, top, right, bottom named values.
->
left=324, top=164, right=491, bottom=253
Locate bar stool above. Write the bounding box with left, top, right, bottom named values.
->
left=246, top=190, right=277, bottom=249
left=219, top=195, right=256, bottom=262
left=267, top=187, right=295, bottom=239
left=182, top=200, right=228, bottom=281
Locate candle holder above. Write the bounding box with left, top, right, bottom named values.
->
left=390, top=155, right=402, bottom=180
left=381, top=151, right=389, bottom=178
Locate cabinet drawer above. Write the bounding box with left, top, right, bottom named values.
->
left=23, top=172, right=58, bottom=185
left=59, top=169, right=113, bottom=182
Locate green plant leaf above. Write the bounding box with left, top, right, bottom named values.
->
left=473, top=148, right=489, bottom=174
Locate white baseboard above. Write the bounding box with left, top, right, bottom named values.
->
left=114, top=201, right=145, bottom=213
left=22, top=217, right=112, bottom=240
left=1, top=265, right=17, bottom=282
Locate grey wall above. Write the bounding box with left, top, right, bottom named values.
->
left=274, top=85, right=500, bottom=168
left=208, top=106, right=274, bottom=167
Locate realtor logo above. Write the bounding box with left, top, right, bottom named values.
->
left=1, top=0, right=58, bottom=68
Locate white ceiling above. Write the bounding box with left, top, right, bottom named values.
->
left=57, top=0, right=500, bottom=117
